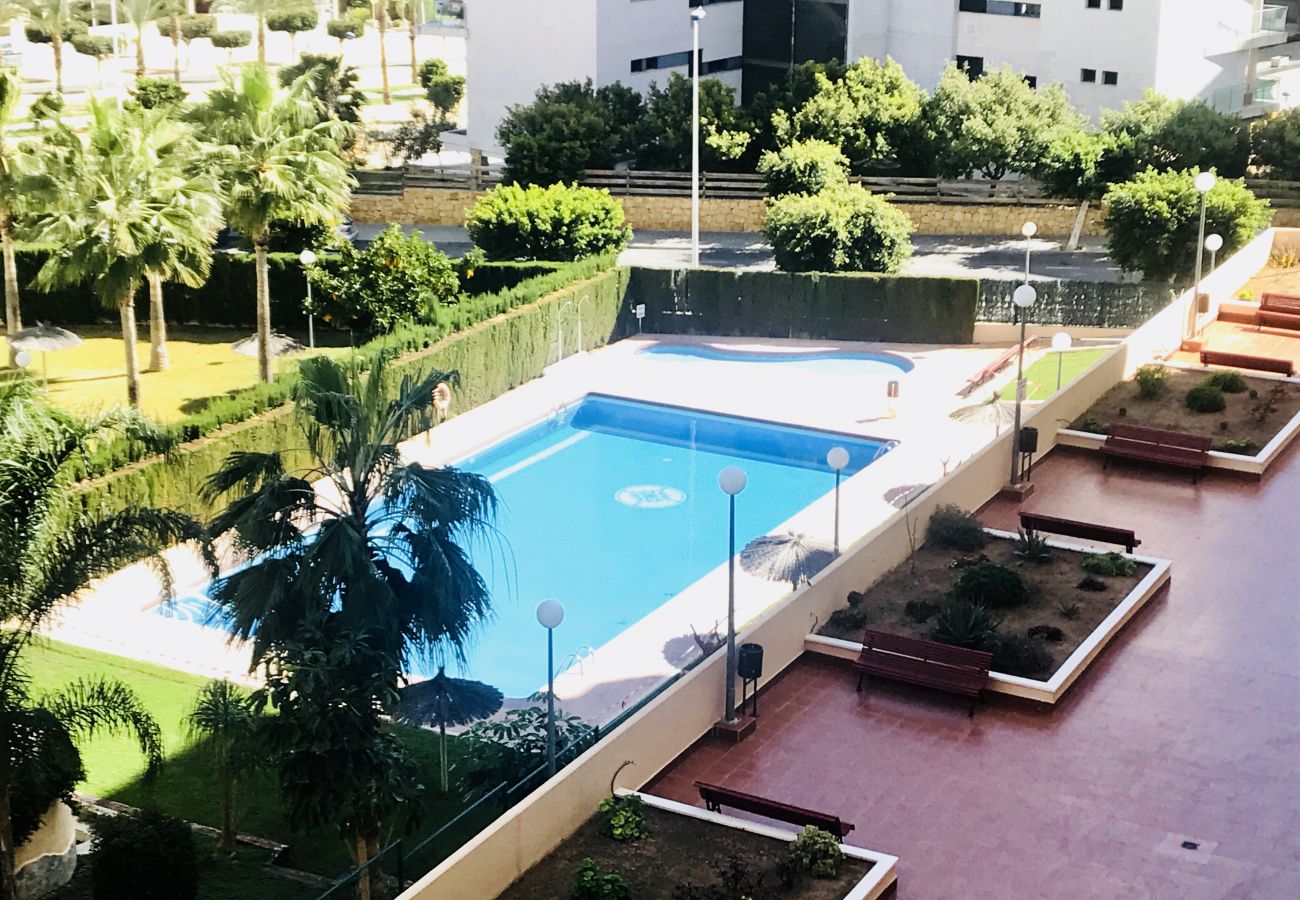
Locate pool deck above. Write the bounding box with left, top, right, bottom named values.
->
left=41, top=335, right=1018, bottom=721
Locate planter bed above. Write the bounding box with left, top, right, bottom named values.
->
left=812, top=528, right=1170, bottom=704
left=497, top=792, right=896, bottom=900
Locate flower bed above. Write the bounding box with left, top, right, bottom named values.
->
left=496, top=793, right=896, bottom=900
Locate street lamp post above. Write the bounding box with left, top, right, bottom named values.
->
left=717, top=466, right=747, bottom=724
left=1205, top=233, right=1223, bottom=273
left=690, top=7, right=706, bottom=268
left=1190, top=171, right=1217, bottom=341
left=1009, top=283, right=1037, bottom=486
left=536, top=599, right=565, bottom=777
left=826, top=447, right=849, bottom=555
left=299, top=249, right=318, bottom=348
left=1021, top=221, right=1037, bottom=282
left=1051, top=331, right=1073, bottom=392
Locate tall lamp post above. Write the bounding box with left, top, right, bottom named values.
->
left=690, top=7, right=706, bottom=268
left=536, top=599, right=565, bottom=777
left=299, top=249, right=318, bottom=348
left=1021, top=221, right=1037, bottom=281
left=1190, top=171, right=1216, bottom=341
left=1051, top=331, right=1072, bottom=392
left=826, top=447, right=849, bottom=555
left=1009, top=283, right=1037, bottom=487
left=718, top=465, right=747, bottom=724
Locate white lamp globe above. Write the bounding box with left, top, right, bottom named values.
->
left=1204, top=234, right=1224, bottom=253
left=690, top=6, right=706, bottom=20
left=1021, top=221, right=1038, bottom=238
left=826, top=446, right=850, bottom=471
left=536, top=599, right=565, bottom=630
left=13, top=350, right=30, bottom=368
left=1194, top=171, right=1217, bottom=193
left=718, top=466, right=747, bottom=496
left=299, top=249, right=318, bottom=266
left=1051, top=331, right=1073, bottom=352
left=1012, top=283, right=1038, bottom=309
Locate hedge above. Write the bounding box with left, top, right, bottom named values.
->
left=622, top=268, right=977, bottom=344
left=976, top=279, right=1176, bottom=328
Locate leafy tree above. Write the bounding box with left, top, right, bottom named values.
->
left=466, top=182, right=631, bottom=261
left=1034, top=128, right=1110, bottom=201
left=71, top=35, right=114, bottom=86
left=29, top=101, right=223, bottom=401
left=210, top=29, right=251, bottom=59
left=773, top=57, right=924, bottom=170
left=154, top=0, right=187, bottom=82
left=638, top=73, right=751, bottom=172
left=213, top=0, right=276, bottom=63
left=189, top=65, right=353, bottom=383
left=1099, top=91, right=1249, bottom=185
left=763, top=184, right=914, bottom=274
left=307, top=224, right=459, bottom=331
left=497, top=80, right=643, bottom=185
left=374, top=109, right=450, bottom=166
left=453, top=703, right=593, bottom=796
left=279, top=53, right=363, bottom=125
left=120, top=0, right=168, bottom=78
left=758, top=139, right=849, bottom=197
left=202, top=353, right=499, bottom=892
left=928, top=64, right=1082, bottom=182
left=266, top=8, right=317, bottom=57
left=745, top=59, right=848, bottom=160
left=178, top=12, right=215, bottom=42
left=1103, top=169, right=1270, bottom=282
left=326, top=16, right=363, bottom=52
left=184, top=680, right=260, bottom=856
left=418, top=57, right=464, bottom=120
left=0, top=381, right=204, bottom=900
left=15, top=0, right=82, bottom=94
left=1254, top=108, right=1300, bottom=181
left=129, top=76, right=187, bottom=109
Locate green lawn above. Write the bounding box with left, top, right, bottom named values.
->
left=1000, top=347, right=1112, bottom=402
left=25, top=640, right=473, bottom=881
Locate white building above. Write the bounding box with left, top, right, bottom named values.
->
left=464, top=0, right=1300, bottom=155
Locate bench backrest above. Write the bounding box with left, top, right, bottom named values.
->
left=694, top=782, right=852, bottom=836
left=1107, top=423, right=1212, bottom=452
left=1261, top=292, right=1300, bottom=314
left=1199, top=350, right=1294, bottom=376
left=1020, top=512, right=1137, bottom=550
left=862, top=629, right=992, bottom=672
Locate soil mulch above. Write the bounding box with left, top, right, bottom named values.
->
left=1070, top=368, right=1300, bottom=452
left=817, top=537, right=1150, bottom=679
left=497, top=805, right=871, bottom=900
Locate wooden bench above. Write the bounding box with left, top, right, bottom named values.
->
left=1019, top=511, right=1140, bottom=553
left=1102, top=424, right=1212, bottom=483
left=1199, top=349, right=1295, bottom=377
left=695, top=781, right=854, bottom=838
left=1259, top=293, right=1300, bottom=331
left=853, top=629, right=991, bottom=717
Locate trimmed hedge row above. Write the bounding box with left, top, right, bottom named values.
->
left=976, top=279, right=1177, bottom=328
left=623, top=268, right=978, bottom=343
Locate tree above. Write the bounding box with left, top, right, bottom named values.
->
left=417, top=57, right=464, bottom=121
left=279, top=54, right=363, bottom=126
left=758, top=139, right=849, bottom=197
left=209, top=28, right=251, bottom=63
left=1100, top=91, right=1250, bottom=185
left=201, top=353, right=500, bottom=894
left=157, top=0, right=187, bottom=82
left=763, top=184, right=914, bottom=274
left=745, top=60, right=848, bottom=161
left=29, top=101, right=223, bottom=403
left=496, top=79, right=642, bottom=185
left=0, top=380, right=205, bottom=900
left=214, top=0, right=276, bottom=63
left=638, top=73, right=751, bottom=172
left=466, top=183, right=632, bottom=261
left=373, top=0, right=391, bottom=104
left=266, top=8, right=317, bottom=58
left=189, top=65, right=352, bottom=383
left=1034, top=128, right=1110, bottom=201
left=773, top=57, right=924, bottom=170
left=16, top=0, right=81, bottom=94
left=129, top=76, right=187, bottom=109
left=928, top=63, right=1082, bottom=182
left=0, top=71, right=37, bottom=367
left=1253, top=108, right=1300, bottom=181
left=120, top=0, right=168, bottom=78
left=393, top=0, right=420, bottom=81
left=184, top=680, right=259, bottom=857
left=71, top=35, right=114, bottom=88
left=326, top=16, right=363, bottom=52
left=1102, top=169, right=1271, bottom=282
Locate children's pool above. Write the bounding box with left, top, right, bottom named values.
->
left=159, top=395, right=894, bottom=696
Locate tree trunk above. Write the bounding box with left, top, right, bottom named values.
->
left=171, top=16, right=182, bottom=81
left=355, top=833, right=372, bottom=900
left=147, top=274, right=169, bottom=371
left=217, top=771, right=236, bottom=856
left=408, top=20, right=417, bottom=82
left=378, top=4, right=391, bottom=104
left=254, top=239, right=273, bottom=383
left=120, top=290, right=142, bottom=406
left=0, top=783, right=17, bottom=900
left=2, top=221, right=21, bottom=368
left=439, top=720, right=448, bottom=792
left=257, top=17, right=266, bottom=64
left=52, top=35, right=64, bottom=95
left=136, top=26, right=146, bottom=77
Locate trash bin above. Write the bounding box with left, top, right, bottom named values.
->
left=738, top=643, right=763, bottom=681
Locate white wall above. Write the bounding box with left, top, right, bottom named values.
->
left=597, top=0, right=744, bottom=95
left=846, top=0, right=956, bottom=91
left=1153, top=0, right=1251, bottom=102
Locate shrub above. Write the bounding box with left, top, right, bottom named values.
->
left=327, top=18, right=363, bottom=41
left=25, top=23, right=85, bottom=43
left=1133, top=363, right=1167, bottom=399
left=846, top=590, right=865, bottom=608
left=211, top=30, right=252, bottom=49
left=763, top=183, right=914, bottom=274
left=597, top=793, right=646, bottom=842
left=467, top=183, right=632, bottom=262
left=929, top=599, right=1000, bottom=649
left=952, top=563, right=1030, bottom=610
left=279, top=54, right=363, bottom=126
left=904, top=598, right=940, bottom=624
left=90, top=811, right=198, bottom=900
left=788, top=826, right=843, bottom=879
left=672, top=856, right=763, bottom=900
left=949, top=553, right=991, bottom=569
left=1205, top=370, right=1248, bottom=393
left=758, top=139, right=850, bottom=197
left=178, top=14, right=215, bottom=41
left=826, top=605, right=868, bottom=633
left=1057, top=600, right=1082, bottom=618
left=1252, top=383, right=1286, bottom=423
left=1218, top=437, right=1259, bottom=455
left=926, top=504, right=987, bottom=551
left=571, top=859, right=632, bottom=900
left=266, top=10, right=318, bottom=33
left=417, top=57, right=465, bottom=117
left=1012, top=528, right=1052, bottom=563
left=1252, top=107, right=1300, bottom=181
left=987, top=634, right=1054, bottom=679
left=1027, top=624, right=1065, bottom=642
left=129, top=77, right=186, bottom=110
left=1075, top=576, right=1107, bottom=592
left=1185, top=382, right=1226, bottom=413
left=1079, top=417, right=1106, bottom=434
left=71, top=35, right=114, bottom=60
left=1081, top=551, right=1137, bottom=577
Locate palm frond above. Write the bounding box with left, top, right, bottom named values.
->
left=41, top=677, right=165, bottom=777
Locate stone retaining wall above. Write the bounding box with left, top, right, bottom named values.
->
left=349, top=188, right=1105, bottom=237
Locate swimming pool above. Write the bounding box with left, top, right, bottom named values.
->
left=158, top=395, right=894, bottom=696
left=634, top=343, right=914, bottom=378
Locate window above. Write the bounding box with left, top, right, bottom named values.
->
left=703, top=55, right=743, bottom=74
left=1108, top=0, right=1123, bottom=8
left=958, top=0, right=1041, bottom=17
left=688, top=0, right=741, bottom=6
left=1081, top=68, right=1097, bottom=83
left=1086, top=0, right=1100, bottom=7
left=630, top=50, right=693, bottom=73
left=956, top=55, right=985, bottom=79
left=1103, top=70, right=1118, bottom=85
left=1024, top=75, right=1038, bottom=88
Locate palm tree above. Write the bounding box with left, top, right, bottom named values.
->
left=29, top=101, right=223, bottom=406
left=215, top=0, right=274, bottom=64
left=373, top=0, right=391, bottom=104
left=121, top=0, right=168, bottom=77
left=184, top=680, right=258, bottom=857
left=0, top=380, right=208, bottom=900
left=203, top=353, right=499, bottom=891
left=0, top=71, right=35, bottom=367
left=189, top=66, right=352, bottom=384
left=16, top=0, right=78, bottom=94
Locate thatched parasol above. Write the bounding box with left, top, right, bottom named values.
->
left=230, top=332, right=304, bottom=359
left=392, top=667, right=504, bottom=791
left=740, top=531, right=836, bottom=590
left=9, top=322, right=83, bottom=385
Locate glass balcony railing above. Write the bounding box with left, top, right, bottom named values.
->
left=1257, top=5, right=1289, bottom=34
left=1207, top=80, right=1277, bottom=114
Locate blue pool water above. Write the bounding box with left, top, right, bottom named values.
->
left=635, top=343, right=914, bottom=378
left=159, top=395, right=894, bottom=696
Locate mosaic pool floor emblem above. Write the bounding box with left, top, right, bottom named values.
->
left=615, top=484, right=687, bottom=509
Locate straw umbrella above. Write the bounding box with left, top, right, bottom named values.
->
left=949, top=394, right=1021, bottom=435
left=9, top=322, right=83, bottom=386
left=230, top=332, right=303, bottom=358
left=392, top=667, right=504, bottom=791
left=740, top=531, right=836, bottom=590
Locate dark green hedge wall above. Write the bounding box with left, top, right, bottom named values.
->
left=976, top=278, right=1176, bottom=328
left=622, top=268, right=978, bottom=344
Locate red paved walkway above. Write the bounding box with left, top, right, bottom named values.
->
left=647, top=448, right=1300, bottom=899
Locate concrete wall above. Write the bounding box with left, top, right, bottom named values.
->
left=15, top=802, right=77, bottom=900
left=349, top=187, right=1104, bottom=237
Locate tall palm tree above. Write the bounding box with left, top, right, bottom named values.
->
left=121, top=0, right=168, bottom=77
left=184, top=680, right=258, bottom=857
left=215, top=0, right=274, bottom=64
left=0, top=71, right=35, bottom=367
left=29, top=101, right=223, bottom=406
left=189, top=65, right=352, bottom=383
left=203, top=353, right=499, bottom=890
left=373, top=0, right=390, bottom=104
left=0, top=380, right=208, bottom=900
left=16, top=0, right=77, bottom=94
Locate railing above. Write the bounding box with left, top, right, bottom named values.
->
left=1206, top=79, right=1277, bottom=114
left=1247, top=177, right=1300, bottom=208
left=1258, top=4, right=1289, bottom=34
